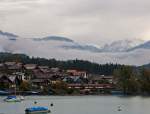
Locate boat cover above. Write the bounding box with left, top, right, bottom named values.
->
left=7, top=96, right=17, bottom=99
left=25, top=106, right=48, bottom=112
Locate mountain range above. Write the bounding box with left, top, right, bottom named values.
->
left=0, top=30, right=149, bottom=66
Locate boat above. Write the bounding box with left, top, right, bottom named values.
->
left=4, top=84, right=24, bottom=102
left=111, top=90, right=124, bottom=96
left=18, top=95, right=25, bottom=100
left=0, top=90, right=10, bottom=95
left=25, top=106, right=51, bottom=114
left=24, top=91, right=40, bottom=95
left=4, top=95, right=21, bottom=102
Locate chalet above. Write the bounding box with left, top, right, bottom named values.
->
left=50, top=67, right=60, bottom=73
left=31, top=79, right=50, bottom=88
left=32, top=69, right=53, bottom=79
left=102, top=75, right=113, bottom=84
left=24, top=64, right=37, bottom=70
left=7, top=63, right=23, bottom=70
left=4, top=62, right=16, bottom=66
left=38, top=66, right=50, bottom=73
left=0, top=75, right=22, bottom=88
left=67, top=70, right=87, bottom=78
left=13, top=72, right=26, bottom=81
left=88, top=75, right=113, bottom=84
left=0, top=75, right=13, bottom=88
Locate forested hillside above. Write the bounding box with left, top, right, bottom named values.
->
left=0, top=52, right=125, bottom=75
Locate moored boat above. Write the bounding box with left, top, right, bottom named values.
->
left=4, top=95, right=21, bottom=102
left=25, top=106, right=51, bottom=114
left=0, top=90, right=10, bottom=95
left=19, top=95, right=25, bottom=100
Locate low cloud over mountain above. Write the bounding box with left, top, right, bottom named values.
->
left=0, top=30, right=149, bottom=66
left=33, top=36, right=74, bottom=42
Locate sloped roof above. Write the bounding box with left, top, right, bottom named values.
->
left=24, top=64, right=37, bottom=70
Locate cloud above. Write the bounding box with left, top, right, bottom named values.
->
left=0, top=32, right=150, bottom=65
left=0, top=0, right=150, bottom=45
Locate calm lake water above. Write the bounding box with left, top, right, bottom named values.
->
left=0, top=95, right=150, bottom=114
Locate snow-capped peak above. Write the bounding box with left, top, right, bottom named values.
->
left=101, top=38, right=145, bottom=52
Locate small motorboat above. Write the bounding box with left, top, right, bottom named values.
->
left=25, top=106, right=51, bottom=114
left=4, top=95, right=21, bottom=102
left=18, top=95, right=25, bottom=100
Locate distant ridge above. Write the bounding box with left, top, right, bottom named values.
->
left=33, top=36, right=74, bottom=42
left=0, top=30, right=18, bottom=38
left=101, top=39, right=145, bottom=52
left=127, top=41, right=150, bottom=51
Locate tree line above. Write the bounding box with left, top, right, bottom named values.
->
left=0, top=52, right=124, bottom=75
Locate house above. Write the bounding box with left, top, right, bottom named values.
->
left=31, top=67, right=65, bottom=88
left=24, top=64, right=37, bottom=70
left=67, top=69, right=87, bottom=78
left=38, top=66, right=50, bottom=73
left=0, top=75, right=22, bottom=88
left=101, top=75, right=113, bottom=84
left=32, top=69, right=53, bottom=79
left=7, top=63, right=23, bottom=70
left=31, top=79, right=50, bottom=88
left=4, top=62, right=16, bottom=66
left=88, top=75, right=113, bottom=84
left=13, top=72, right=26, bottom=81
left=0, top=63, right=6, bottom=70
left=50, top=67, right=60, bottom=73
left=0, top=75, right=13, bottom=88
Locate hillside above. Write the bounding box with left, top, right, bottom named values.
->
left=0, top=52, right=124, bottom=75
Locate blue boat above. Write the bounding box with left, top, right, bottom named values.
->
left=25, top=106, right=51, bottom=114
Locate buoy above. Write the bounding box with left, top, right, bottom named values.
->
left=118, top=108, right=122, bottom=111
left=117, top=106, right=122, bottom=111
left=34, top=101, right=37, bottom=104
left=50, top=103, right=54, bottom=107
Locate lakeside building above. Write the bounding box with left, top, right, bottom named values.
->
left=0, top=62, right=115, bottom=94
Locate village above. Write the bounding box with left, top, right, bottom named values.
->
left=0, top=62, right=114, bottom=95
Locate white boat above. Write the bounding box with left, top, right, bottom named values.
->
left=4, top=96, right=21, bottom=102
left=18, top=95, right=25, bottom=100
left=4, top=84, right=24, bottom=102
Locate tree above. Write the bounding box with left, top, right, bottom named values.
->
left=19, top=81, right=31, bottom=91
left=114, top=66, right=139, bottom=94
left=139, top=69, right=150, bottom=94
left=51, top=81, right=68, bottom=94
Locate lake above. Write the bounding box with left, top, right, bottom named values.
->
left=0, top=95, right=150, bottom=114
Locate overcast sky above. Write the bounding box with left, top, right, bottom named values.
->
left=0, top=0, right=150, bottom=45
